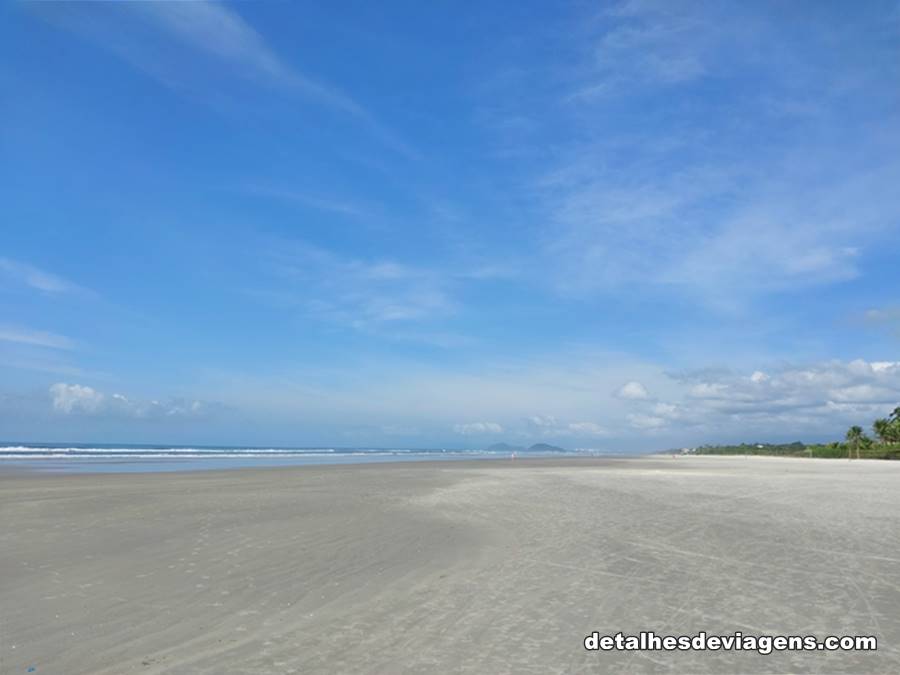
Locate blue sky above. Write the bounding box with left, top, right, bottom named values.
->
left=2, top=0, right=899, bottom=450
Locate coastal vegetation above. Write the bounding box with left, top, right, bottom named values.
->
left=690, top=407, right=900, bottom=460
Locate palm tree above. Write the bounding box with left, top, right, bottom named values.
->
left=845, top=426, right=864, bottom=460
left=889, top=407, right=900, bottom=443
left=874, top=418, right=891, bottom=444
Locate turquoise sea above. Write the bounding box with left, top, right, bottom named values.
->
left=0, top=443, right=595, bottom=473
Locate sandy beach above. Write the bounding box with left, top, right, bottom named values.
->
left=2, top=455, right=899, bottom=674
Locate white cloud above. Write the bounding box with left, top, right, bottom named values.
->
left=0, top=326, right=74, bottom=350
left=50, top=383, right=105, bottom=414
left=525, top=415, right=559, bottom=429
left=652, top=402, right=679, bottom=417
left=453, top=422, right=504, bottom=435
left=640, top=359, right=900, bottom=436
left=49, top=383, right=213, bottom=419
left=616, top=381, right=649, bottom=399
left=118, top=351, right=900, bottom=447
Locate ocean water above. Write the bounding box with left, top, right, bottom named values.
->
left=0, top=443, right=590, bottom=474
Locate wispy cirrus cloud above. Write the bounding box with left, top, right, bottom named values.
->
left=129, top=1, right=363, bottom=114
left=29, top=1, right=415, bottom=156
left=0, top=325, right=74, bottom=350
left=252, top=238, right=525, bottom=347
left=568, top=0, right=730, bottom=100
left=492, top=1, right=900, bottom=306
left=240, top=185, right=368, bottom=218
left=267, top=242, right=456, bottom=326
left=0, top=258, right=85, bottom=295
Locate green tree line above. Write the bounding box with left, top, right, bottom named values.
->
left=841, top=406, right=900, bottom=459
left=692, top=406, right=900, bottom=460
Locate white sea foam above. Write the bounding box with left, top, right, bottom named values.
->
left=0, top=446, right=489, bottom=460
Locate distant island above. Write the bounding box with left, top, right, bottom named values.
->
left=485, top=442, right=568, bottom=453
left=681, top=407, right=900, bottom=460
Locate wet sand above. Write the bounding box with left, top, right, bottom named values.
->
left=2, top=456, right=899, bottom=673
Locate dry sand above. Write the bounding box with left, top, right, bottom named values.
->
left=2, top=455, right=899, bottom=674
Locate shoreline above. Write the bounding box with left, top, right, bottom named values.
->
left=0, top=453, right=635, bottom=477
left=5, top=450, right=894, bottom=481
left=7, top=444, right=895, bottom=480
